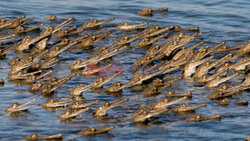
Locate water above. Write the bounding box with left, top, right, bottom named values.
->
left=0, top=0, right=249, bottom=140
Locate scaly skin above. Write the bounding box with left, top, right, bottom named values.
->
left=81, top=17, right=115, bottom=29
left=193, top=53, right=233, bottom=79
left=237, top=41, right=250, bottom=54
left=6, top=98, right=37, bottom=113
left=215, top=98, right=248, bottom=106
left=192, top=41, right=226, bottom=61
left=70, top=83, right=95, bottom=96
left=42, top=99, right=72, bottom=108
left=172, top=41, right=204, bottom=61
left=197, top=70, right=228, bottom=83
left=42, top=15, right=57, bottom=20
left=53, top=17, right=75, bottom=33
left=92, top=72, right=121, bottom=89
left=94, top=98, right=129, bottom=117
left=186, top=114, right=221, bottom=122
left=138, top=8, right=168, bottom=16
left=213, top=63, right=229, bottom=76
left=0, top=79, right=4, bottom=86
left=131, top=108, right=168, bottom=123
left=25, top=70, right=53, bottom=84
left=70, top=72, right=120, bottom=96
left=142, top=25, right=160, bottom=35
left=142, top=86, right=160, bottom=97
left=53, top=38, right=69, bottom=47
left=165, top=91, right=192, bottom=98
left=163, top=32, right=201, bottom=57
left=134, top=32, right=199, bottom=69
left=41, top=73, right=76, bottom=95
left=78, top=126, right=114, bottom=136
left=9, top=49, right=48, bottom=74
left=8, top=70, right=42, bottom=81
left=111, top=34, right=142, bottom=47
left=25, top=133, right=63, bottom=140
left=142, top=25, right=174, bottom=38
left=0, top=15, right=26, bottom=29
left=32, top=38, right=48, bottom=53
left=15, top=17, right=74, bottom=52
left=142, top=78, right=176, bottom=97
left=28, top=83, right=43, bottom=93
left=216, top=43, right=244, bottom=52
left=229, top=58, right=250, bottom=72
left=183, top=56, right=214, bottom=78
left=46, top=41, right=77, bottom=58
left=205, top=73, right=238, bottom=88
left=207, top=90, right=239, bottom=100
left=70, top=45, right=129, bottom=70
left=15, top=26, right=53, bottom=52
left=68, top=100, right=100, bottom=109
left=59, top=107, right=90, bottom=120
left=40, top=58, right=59, bottom=69
left=105, top=81, right=124, bottom=93
left=5, top=19, right=22, bottom=29
left=75, top=32, right=110, bottom=49
left=12, top=23, right=44, bottom=35
left=174, top=25, right=199, bottom=32
left=54, top=25, right=78, bottom=39
left=171, top=103, right=206, bottom=112
left=149, top=97, right=188, bottom=110
left=135, top=32, right=168, bottom=48
left=1, top=42, right=22, bottom=59
left=117, top=22, right=148, bottom=30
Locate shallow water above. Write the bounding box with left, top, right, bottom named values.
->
left=0, top=0, right=249, bottom=140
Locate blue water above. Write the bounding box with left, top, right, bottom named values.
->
left=0, top=0, right=249, bottom=140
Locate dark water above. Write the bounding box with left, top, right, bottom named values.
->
left=0, top=0, right=249, bottom=140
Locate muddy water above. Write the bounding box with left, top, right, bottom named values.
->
left=0, top=0, right=249, bottom=140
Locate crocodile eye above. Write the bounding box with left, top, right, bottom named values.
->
left=146, top=8, right=152, bottom=12
left=169, top=91, right=175, bottom=95
left=146, top=56, right=151, bottom=60
left=12, top=103, right=19, bottom=108
left=175, top=25, right=181, bottom=29
left=90, top=127, right=96, bottom=131
left=202, top=48, right=207, bottom=52
left=124, top=22, right=129, bottom=25
left=25, top=37, right=30, bottom=41
left=155, top=46, right=160, bottom=49
left=228, top=53, right=233, bottom=58
left=124, top=36, right=129, bottom=40
left=179, top=32, right=185, bottom=37
left=99, top=77, right=104, bottom=82
left=163, top=98, right=168, bottom=102
left=222, top=85, right=227, bottom=89
left=117, top=82, right=122, bottom=87
left=76, top=59, right=81, bottom=63
left=30, top=134, right=39, bottom=139
left=92, top=36, right=97, bottom=40
left=105, top=102, right=110, bottom=106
